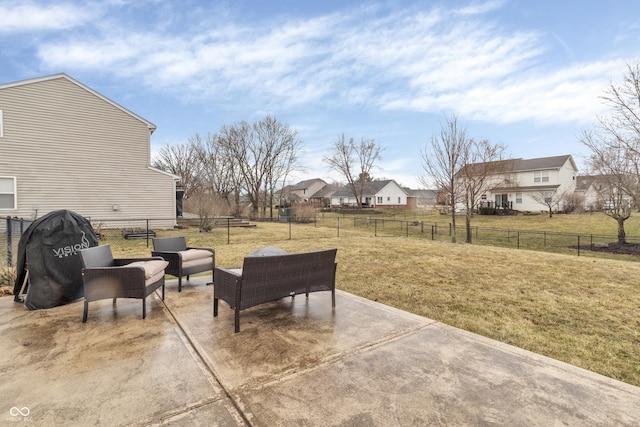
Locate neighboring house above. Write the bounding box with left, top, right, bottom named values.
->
left=330, top=180, right=408, bottom=208
left=575, top=174, right=635, bottom=211
left=280, top=178, right=328, bottom=205
left=0, top=73, right=178, bottom=227
left=405, top=188, right=438, bottom=208
left=575, top=175, right=602, bottom=211
left=309, top=183, right=338, bottom=208
left=461, top=155, right=578, bottom=212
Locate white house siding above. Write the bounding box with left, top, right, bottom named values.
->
left=373, top=181, right=407, bottom=207
left=477, top=156, right=577, bottom=213
left=0, top=75, right=176, bottom=227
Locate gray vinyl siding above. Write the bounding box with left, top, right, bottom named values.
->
left=0, top=76, right=176, bottom=226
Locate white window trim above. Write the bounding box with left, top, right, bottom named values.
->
left=534, top=170, right=550, bottom=183
left=0, top=176, right=17, bottom=210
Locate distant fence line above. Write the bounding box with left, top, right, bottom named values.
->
left=3, top=215, right=639, bottom=268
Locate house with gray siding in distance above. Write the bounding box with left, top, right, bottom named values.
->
left=280, top=178, right=328, bottom=206
left=0, top=73, right=178, bottom=227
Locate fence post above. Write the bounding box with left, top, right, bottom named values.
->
left=6, top=217, right=12, bottom=267
left=288, top=216, right=292, bottom=240
left=578, top=235, right=580, bottom=256
left=227, top=217, right=231, bottom=244
left=517, top=231, right=520, bottom=249
left=431, top=225, right=435, bottom=240
left=374, top=218, right=377, bottom=237
left=406, top=221, right=409, bottom=238
left=544, top=231, right=546, bottom=247
left=336, top=217, right=340, bottom=237
left=146, top=219, right=150, bottom=247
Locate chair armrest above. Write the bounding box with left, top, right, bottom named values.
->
left=82, top=265, right=148, bottom=300
left=150, top=251, right=182, bottom=275
left=214, top=267, right=242, bottom=277
left=213, top=267, right=242, bottom=307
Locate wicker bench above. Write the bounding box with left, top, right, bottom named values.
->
left=213, top=248, right=338, bottom=332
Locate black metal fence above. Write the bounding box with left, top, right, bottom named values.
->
left=3, top=214, right=639, bottom=269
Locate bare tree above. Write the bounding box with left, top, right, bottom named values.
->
left=598, top=62, right=640, bottom=210
left=580, top=62, right=640, bottom=242
left=253, top=115, right=302, bottom=219
left=456, top=139, right=507, bottom=242
left=190, top=132, right=243, bottom=216
left=419, top=113, right=471, bottom=243
left=151, top=142, right=201, bottom=199
left=323, top=134, right=383, bottom=208
left=217, top=116, right=302, bottom=218
left=581, top=134, right=633, bottom=243
left=529, top=189, right=566, bottom=218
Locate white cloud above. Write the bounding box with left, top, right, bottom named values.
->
left=29, top=1, right=630, bottom=127
left=0, top=1, right=95, bottom=33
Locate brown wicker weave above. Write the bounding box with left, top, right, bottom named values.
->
left=213, top=248, right=337, bottom=332
left=151, top=236, right=215, bottom=292
left=79, top=244, right=167, bottom=322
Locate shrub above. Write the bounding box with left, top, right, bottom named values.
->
left=0, top=266, right=16, bottom=295
left=292, top=205, right=317, bottom=223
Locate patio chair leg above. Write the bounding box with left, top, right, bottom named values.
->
left=332, top=290, right=335, bottom=307
left=178, top=276, right=182, bottom=292
left=234, top=308, right=240, bottom=333
left=142, top=298, right=146, bottom=319
left=213, top=298, right=218, bottom=316
left=82, top=301, right=88, bottom=323
left=161, top=284, right=165, bottom=300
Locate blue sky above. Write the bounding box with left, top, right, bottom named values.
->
left=2, top=0, right=640, bottom=188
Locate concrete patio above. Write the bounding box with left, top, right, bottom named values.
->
left=2, top=276, right=639, bottom=426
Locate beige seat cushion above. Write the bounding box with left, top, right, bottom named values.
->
left=145, top=270, right=166, bottom=286
left=128, top=260, right=169, bottom=279
left=182, top=257, right=213, bottom=270
left=180, top=249, right=213, bottom=262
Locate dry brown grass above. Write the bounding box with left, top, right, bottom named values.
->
left=102, top=220, right=640, bottom=387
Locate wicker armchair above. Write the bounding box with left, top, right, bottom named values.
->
left=79, top=244, right=168, bottom=322
left=151, top=236, right=214, bottom=292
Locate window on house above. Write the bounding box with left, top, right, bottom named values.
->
left=377, top=196, right=382, bottom=203
left=0, top=177, right=16, bottom=209
left=387, top=196, right=390, bottom=201
left=516, top=193, right=522, bottom=203
left=397, top=197, right=401, bottom=203
left=534, top=171, right=549, bottom=183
